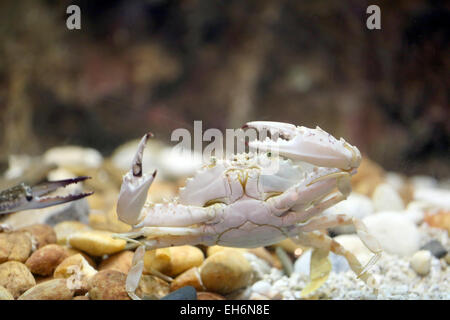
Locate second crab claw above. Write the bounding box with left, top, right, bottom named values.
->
left=0, top=176, right=93, bottom=215
left=244, top=121, right=362, bottom=171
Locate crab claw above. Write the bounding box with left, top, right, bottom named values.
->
left=245, top=121, right=361, bottom=170
left=117, top=133, right=157, bottom=226
left=0, top=177, right=93, bottom=215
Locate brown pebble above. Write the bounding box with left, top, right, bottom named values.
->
left=197, top=292, right=226, bottom=300
left=170, top=267, right=205, bottom=292
left=88, top=270, right=130, bottom=300
left=0, top=285, right=14, bottom=300
left=98, top=250, right=134, bottom=273
left=18, top=279, right=75, bottom=300
left=0, top=231, right=32, bottom=263
left=136, top=275, right=170, bottom=299
left=26, top=244, right=69, bottom=276
left=0, top=261, right=36, bottom=298
left=20, top=224, right=56, bottom=249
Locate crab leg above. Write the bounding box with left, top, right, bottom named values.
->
left=292, top=230, right=379, bottom=290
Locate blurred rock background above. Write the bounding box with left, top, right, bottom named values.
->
left=0, top=0, right=448, bottom=178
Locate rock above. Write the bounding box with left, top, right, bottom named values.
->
left=170, top=267, right=205, bottom=292
left=329, top=252, right=350, bottom=273
left=0, top=285, right=14, bottom=300
left=25, top=244, right=69, bottom=276
left=247, top=247, right=281, bottom=269
left=98, top=250, right=134, bottom=273
left=0, top=261, right=36, bottom=298
left=324, top=193, right=374, bottom=234
left=35, top=276, right=54, bottom=285
left=206, top=245, right=246, bottom=257
left=362, top=212, right=421, bottom=256
left=68, top=230, right=126, bottom=256
left=243, top=252, right=272, bottom=280
left=424, top=210, right=450, bottom=233
left=410, top=250, right=432, bottom=276
left=351, top=157, right=385, bottom=197
left=63, top=247, right=97, bottom=268
left=294, top=249, right=311, bottom=276
left=136, top=275, right=170, bottom=299
left=250, top=280, right=281, bottom=299
left=88, top=270, right=130, bottom=300
left=19, top=224, right=57, bottom=249
left=44, top=146, right=103, bottom=170
left=200, top=249, right=253, bottom=295
left=144, top=246, right=204, bottom=277
left=0, top=231, right=32, bottom=263
left=420, top=240, right=447, bottom=259
left=197, top=292, right=226, bottom=300
left=18, top=279, right=75, bottom=300
left=54, top=221, right=91, bottom=245
left=161, top=286, right=197, bottom=300
left=54, top=254, right=98, bottom=295
left=372, top=183, right=405, bottom=212
left=73, top=295, right=90, bottom=300
left=414, top=187, right=450, bottom=210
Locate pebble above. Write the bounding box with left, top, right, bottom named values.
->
left=53, top=253, right=98, bottom=295
left=372, top=183, right=405, bottom=212
left=410, top=250, right=432, bottom=276
left=0, top=231, right=32, bottom=263
left=414, top=188, right=450, bottom=210
left=197, top=292, right=226, bottom=300
left=420, top=240, right=447, bottom=259
left=0, top=285, right=14, bottom=300
left=424, top=210, right=450, bottom=233
left=242, top=252, right=272, bottom=280
left=363, top=211, right=421, bottom=256
left=25, top=244, right=69, bottom=276
left=19, top=224, right=57, bottom=249
left=161, top=286, right=197, bottom=300
left=68, top=230, right=126, bottom=256
left=170, top=267, right=205, bottom=292
left=145, top=246, right=204, bottom=277
left=324, top=193, right=374, bottom=234
left=43, top=146, right=103, bottom=170
left=98, top=250, right=134, bottom=273
left=54, top=221, right=91, bottom=245
left=88, top=270, right=130, bottom=300
left=293, top=249, right=311, bottom=276
left=199, top=249, right=253, bottom=295
left=0, top=261, right=36, bottom=298
left=137, top=275, right=170, bottom=299
left=18, top=279, right=75, bottom=300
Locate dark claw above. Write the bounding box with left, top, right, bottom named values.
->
left=32, top=177, right=91, bottom=197
left=37, top=191, right=94, bottom=207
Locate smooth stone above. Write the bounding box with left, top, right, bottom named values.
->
left=170, top=267, right=205, bottom=292
left=88, top=270, right=130, bottom=300
left=197, top=292, right=226, bottom=300
left=25, top=244, right=69, bottom=276
left=18, top=279, right=75, bottom=300
left=324, top=193, right=374, bottom=234
left=161, top=286, right=197, bottom=300
left=137, top=275, right=170, bottom=299
left=54, top=254, right=98, bottom=295
left=410, top=250, right=432, bottom=276
left=98, top=250, right=134, bottom=273
left=293, top=249, right=311, bottom=276
left=0, top=285, right=14, bottom=300
left=0, top=261, right=36, bottom=298
left=54, top=221, right=91, bottom=245
left=68, top=230, right=126, bottom=256
left=144, top=246, right=204, bottom=277
left=363, top=212, right=421, bottom=256
left=424, top=210, right=450, bottom=233
left=329, top=252, right=350, bottom=273
left=414, top=187, right=450, bottom=210
left=19, top=224, right=57, bottom=249
left=420, top=240, right=448, bottom=259
left=44, top=146, right=103, bottom=169
left=372, top=183, right=405, bottom=212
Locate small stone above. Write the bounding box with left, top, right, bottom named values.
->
left=0, top=231, right=32, bottom=263
left=424, top=210, right=450, bottom=233
left=161, top=286, right=197, bottom=300
left=136, top=275, right=170, bottom=299
left=410, top=250, right=432, bottom=276
left=294, top=249, right=311, bottom=276
left=0, top=285, right=14, bottom=300
left=18, top=279, right=75, bottom=300
left=420, top=240, right=447, bottom=259
left=144, top=246, right=204, bottom=277
left=63, top=247, right=97, bottom=268
left=197, top=292, right=225, bottom=300
left=200, top=249, right=253, bottom=295
left=19, top=224, right=57, bottom=249
left=170, top=267, right=205, bottom=292
left=0, top=261, right=36, bottom=298
left=68, top=230, right=126, bottom=256
left=372, top=183, right=405, bottom=212
left=206, top=245, right=246, bottom=257
left=54, top=254, right=98, bottom=295
left=44, top=146, right=103, bottom=169
left=144, top=248, right=171, bottom=274
left=88, top=270, right=130, bottom=300
left=363, top=212, right=421, bottom=256
left=54, top=221, right=90, bottom=245
left=98, top=250, right=134, bottom=273
left=25, top=244, right=69, bottom=276
left=247, top=247, right=281, bottom=268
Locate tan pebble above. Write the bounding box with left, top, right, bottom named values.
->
left=0, top=285, right=14, bottom=300
left=98, top=250, right=134, bottom=273
left=0, top=231, right=32, bottom=263
left=136, top=275, right=170, bottom=299
left=26, top=244, right=69, bottom=276
left=63, top=247, right=97, bottom=268
left=73, top=295, right=90, bottom=300
left=206, top=245, right=245, bottom=257
left=170, top=267, right=205, bottom=292
left=35, top=276, right=54, bottom=285
left=200, top=250, right=253, bottom=295
left=18, top=279, right=74, bottom=300
left=167, top=246, right=204, bottom=277
left=19, top=224, right=56, bottom=249
left=54, top=221, right=90, bottom=245
left=197, top=292, right=226, bottom=300
left=144, top=248, right=172, bottom=275
left=410, top=250, right=432, bottom=276
left=68, top=230, right=126, bottom=256
left=424, top=210, right=450, bottom=233
left=0, top=261, right=36, bottom=298
left=445, top=252, right=450, bottom=265
left=88, top=270, right=130, bottom=300
left=54, top=254, right=97, bottom=295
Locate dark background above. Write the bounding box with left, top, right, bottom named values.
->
left=0, top=0, right=448, bottom=177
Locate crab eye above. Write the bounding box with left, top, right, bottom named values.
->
left=26, top=195, right=33, bottom=201
left=267, top=152, right=272, bottom=157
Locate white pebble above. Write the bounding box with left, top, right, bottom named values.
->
left=372, top=183, right=404, bottom=212
left=410, top=250, right=432, bottom=276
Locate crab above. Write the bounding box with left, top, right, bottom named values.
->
left=0, top=177, right=93, bottom=232
left=115, top=121, right=382, bottom=300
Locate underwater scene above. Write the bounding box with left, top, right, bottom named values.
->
left=0, top=1, right=448, bottom=301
